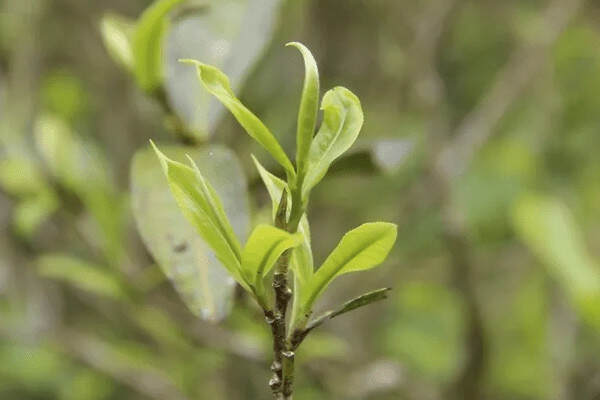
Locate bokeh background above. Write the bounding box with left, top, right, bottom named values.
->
left=1, top=0, right=600, bottom=399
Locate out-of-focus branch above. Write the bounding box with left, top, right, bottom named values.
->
left=409, top=0, right=458, bottom=116
left=437, top=0, right=585, bottom=181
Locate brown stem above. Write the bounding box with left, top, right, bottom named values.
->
left=282, top=350, right=295, bottom=397
left=266, top=190, right=297, bottom=399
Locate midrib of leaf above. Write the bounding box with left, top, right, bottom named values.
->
left=304, top=230, right=389, bottom=310
left=189, top=171, right=242, bottom=264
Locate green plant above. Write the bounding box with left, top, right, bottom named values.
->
left=151, top=43, right=397, bottom=398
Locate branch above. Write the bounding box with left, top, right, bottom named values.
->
left=267, top=190, right=294, bottom=399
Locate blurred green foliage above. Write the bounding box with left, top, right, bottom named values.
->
left=1, top=0, right=600, bottom=399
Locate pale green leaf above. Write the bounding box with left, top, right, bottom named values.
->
left=132, top=145, right=249, bottom=321
left=251, top=154, right=291, bottom=222
left=37, top=254, right=126, bottom=300
left=512, top=194, right=600, bottom=329
left=241, top=224, right=302, bottom=285
left=301, top=222, right=397, bottom=311
left=100, top=13, right=135, bottom=71
left=164, top=0, right=285, bottom=138
left=183, top=60, right=295, bottom=176
left=286, top=42, right=319, bottom=177
left=303, top=87, right=364, bottom=198
left=132, top=0, right=186, bottom=92
left=151, top=142, right=250, bottom=293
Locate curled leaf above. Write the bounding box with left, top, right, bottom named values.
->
left=286, top=42, right=320, bottom=178
left=303, top=87, right=364, bottom=198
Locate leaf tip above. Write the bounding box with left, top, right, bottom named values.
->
left=285, top=41, right=301, bottom=48
left=149, top=140, right=169, bottom=174
left=178, top=58, right=201, bottom=66
left=285, top=41, right=311, bottom=54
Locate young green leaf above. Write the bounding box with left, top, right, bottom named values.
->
left=290, top=214, right=314, bottom=326
left=301, top=222, right=397, bottom=312
left=302, top=87, right=364, bottom=198
left=151, top=141, right=248, bottom=290
left=286, top=42, right=319, bottom=178
left=100, top=13, right=135, bottom=71
left=242, top=224, right=302, bottom=305
left=132, top=145, right=248, bottom=321
left=132, top=0, right=186, bottom=92
left=182, top=60, right=295, bottom=177
left=242, top=224, right=302, bottom=284
left=291, top=214, right=313, bottom=284
left=251, top=155, right=292, bottom=222
left=328, top=287, right=391, bottom=319
left=291, top=288, right=391, bottom=348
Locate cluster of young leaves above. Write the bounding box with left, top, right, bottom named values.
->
left=152, top=42, right=397, bottom=331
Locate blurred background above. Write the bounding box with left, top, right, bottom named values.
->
left=1, top=0, right=600, bottom=399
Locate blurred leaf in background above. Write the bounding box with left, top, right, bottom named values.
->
left=512, top=194, right=600, bottom=331
left=131, top=144, right=249, bottom=321
left=381, top=282, right=466, bottom=384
